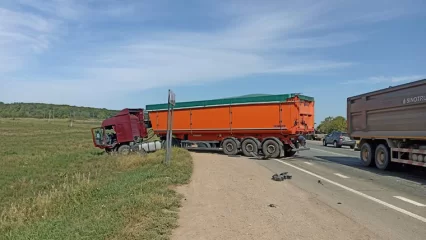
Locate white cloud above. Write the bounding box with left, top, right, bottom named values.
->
left=0, top=0, right=423, bottom=105
left=14, top=0, right=85, bottom=20
left=0, top=7, right=58, bottom=72
left=342, top=75, right=426, bottom=85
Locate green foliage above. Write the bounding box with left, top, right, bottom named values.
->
left=317, top=116, right=347, bottom=133
left=0, top=102, right=118, bottom=119
left=0, top=118, right=193, bottom=239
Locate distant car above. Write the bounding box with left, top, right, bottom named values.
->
left=313, top=130, right=326, bottom=141
left=323, top=131, right=356, bottom=149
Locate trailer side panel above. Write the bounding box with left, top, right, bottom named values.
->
left=147, top=95, right=315, bottom=136
left=347, top=79, right=426, bottom=139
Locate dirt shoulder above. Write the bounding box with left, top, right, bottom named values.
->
left=172, top=152, right=380, bottom=240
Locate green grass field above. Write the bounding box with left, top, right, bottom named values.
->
left=0, top=118, right=193, bottom=240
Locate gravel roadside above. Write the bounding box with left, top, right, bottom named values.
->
left=172, top=152, right=381, bottom=240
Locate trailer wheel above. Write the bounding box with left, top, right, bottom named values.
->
left=222, top=138, right=238, bottom=155
left=118, top=144, right=131, bottom=155
left=284, top=145, right=296, bottom=157
left=375, top=144, right=391, bottom=170
left=241, top=138, right=259, bottom=157
left=360, top=142, right=375, bottom=167
left=262, top=139, right=280, bottom=158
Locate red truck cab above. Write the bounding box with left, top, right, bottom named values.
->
left=91, top=108, right=148, bottom=153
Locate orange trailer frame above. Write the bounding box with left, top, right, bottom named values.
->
left=146, top=93, right=314, bottom=158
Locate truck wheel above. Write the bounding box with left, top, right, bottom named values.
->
left=375, top=144, right=391, bottom=170
left=241, top=138, right=259, bottom=157
left=222, top=138, right=238, bottom=155
left=360, top=142, right=375, bottom=167
left=118, top=144, right=131, bottom=155
left=262, top=139, right=280, bottom=158
left=284, top=146, right=296, bottom=157
left=323, top=140, right=327, bottom=146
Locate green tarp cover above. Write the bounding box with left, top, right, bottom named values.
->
left=146, top=93, right=314, bottom=111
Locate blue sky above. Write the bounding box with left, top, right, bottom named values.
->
left=0, top=0, right=425, bottom=123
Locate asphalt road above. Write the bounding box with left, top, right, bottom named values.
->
left=254, top=140, right=426, bottom=240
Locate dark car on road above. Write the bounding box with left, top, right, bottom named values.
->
left=323, top=131, right=356, bottom=149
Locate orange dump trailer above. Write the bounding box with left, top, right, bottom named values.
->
left=146, top=94, right=314, bottom=158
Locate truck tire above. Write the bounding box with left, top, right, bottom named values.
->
left=284, top=145, right=296, bottom=157
left=375, top=144, right=391, bottom=170
left=222, top=138, right=239, bottom=155
left=360, top=142, right=375, bottom=167
left=323, top=140, right=327, bottom=146
left=118, top=144, right=131, bottom=155
left=262, top=139, right=281, bottom=158
left=241, top=138, right=260, bottom=157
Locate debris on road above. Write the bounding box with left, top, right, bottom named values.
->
left=268, top=204, right=277, bottom=208
left=272, top=172, right=292, bottom=181
left=318, top=180, right=323, bottom=185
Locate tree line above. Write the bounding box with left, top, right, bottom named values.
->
left=316, top=116, right=347, bottom=133
left=0, top=102, right=118, bottom=120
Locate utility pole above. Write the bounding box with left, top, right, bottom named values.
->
left=69, top=111, right=73, bottom=127
left=165, top=89, right=176, bottom=165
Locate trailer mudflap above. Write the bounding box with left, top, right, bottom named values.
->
left=279, top=147, right=285, bottom=158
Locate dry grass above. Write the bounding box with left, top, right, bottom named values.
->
left=0, top=118, right=193, bottom=240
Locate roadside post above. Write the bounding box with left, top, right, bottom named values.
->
left=165, top=89, right=176, bottom=165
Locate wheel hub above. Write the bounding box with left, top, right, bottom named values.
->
left=267, top=145, right=276, bottom=154
left=246, top=143, right=254, bottom=152
left=226, top=143, right=234, bottom=151
left=377, top=151, right=385, bottom=165
left=362, top=149, right=368, bottom=161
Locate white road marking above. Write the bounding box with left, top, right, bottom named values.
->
left=304, top=162, right=313, bottom=165
left=394, top=196, right=426, bottom=207
left=305, top=148, right=424, bottom=186
left=310, top=147, right=351, bottom=157
left=334, top=173, right=349, bottom=179
left=274, top=159, right=426, bottom=223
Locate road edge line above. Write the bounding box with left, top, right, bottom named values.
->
left=274, top=159, right=426, bottom=223
left=309, top=147, right=352, bottom=157
left=394, top=196, right=426, bottom=207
